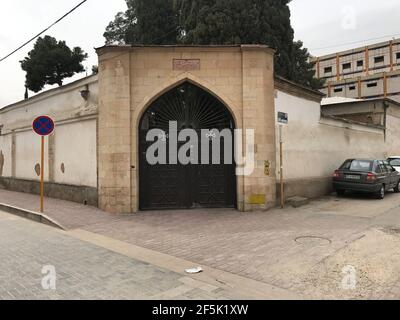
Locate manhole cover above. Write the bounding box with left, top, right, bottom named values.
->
left=295, top=236, right=332, bottom=246
left=382, top=228, right=400, bottom=235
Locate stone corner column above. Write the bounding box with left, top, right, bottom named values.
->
left=240, top=45, right=277, bottom=211
left=97, top=48, right=132, bottom=214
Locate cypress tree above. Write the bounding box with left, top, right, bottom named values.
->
left=104, top=0, right=323, bottom=89
left=104, top=0, right=180, bottom=45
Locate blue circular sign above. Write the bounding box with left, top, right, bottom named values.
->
left=32, top=116, right=55, bottom=136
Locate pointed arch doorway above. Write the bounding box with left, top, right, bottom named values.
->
left=139, top=82, right=237, bottom=210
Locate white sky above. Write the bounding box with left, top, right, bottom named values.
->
left=1, top=0, right=400, bottom=107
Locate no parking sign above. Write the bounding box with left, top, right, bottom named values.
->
left=33, top=116, right=55, bottom=136
left=32, top=116, right=55, bottom=213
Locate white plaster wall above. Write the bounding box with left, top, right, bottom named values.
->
left=0, top=75, right=98, bottom=133
left=54, top=119, right=97, bottom=187
left=0, top=134, right=12, bottom=177
left=15, top=130, right=49, bottom=181
left=275, top=90, right=386, bottom=181
left=386, top=112, right=400, bottom=157
left=0, top=75, right=98, bottom=187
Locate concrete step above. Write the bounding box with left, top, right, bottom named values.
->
left=286, top=196, right=310, bottom=208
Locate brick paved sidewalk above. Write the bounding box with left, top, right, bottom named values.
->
left=2, top=188, right=400, bottom=299
left=0, top=189, right=375, bottom=288
left=0, top=189, right=128, bottom=229
left=0, top=211, right=236, bottom=300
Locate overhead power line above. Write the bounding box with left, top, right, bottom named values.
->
left=0, top=0, right=88, bottom=63
left=311, top=33, right=400, bottom=52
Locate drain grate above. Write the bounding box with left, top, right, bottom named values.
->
left=295, top=236, right=332, bottom=246
left=382, top=228, right=400, bottom=235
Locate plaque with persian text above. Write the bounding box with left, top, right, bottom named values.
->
left=173, top=59, right=200, bottom=71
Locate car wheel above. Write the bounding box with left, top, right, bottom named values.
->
left=337, top=190, right=345, bottom=196
left=394, top=180, right=400, bottom=193
left=376, top=185, right=385, bottom=199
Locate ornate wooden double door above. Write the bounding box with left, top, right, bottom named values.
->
left=139, top=82, right=236, bottom=210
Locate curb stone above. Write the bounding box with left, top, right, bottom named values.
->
left=0, top=203, right=65, bottom=230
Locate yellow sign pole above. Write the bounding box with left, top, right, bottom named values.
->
left=40, top=135, right=44, bottom=213
left=33, top=116, right=54, bottom=213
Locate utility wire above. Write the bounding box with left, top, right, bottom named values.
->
left=0, top=0, right=88, bottom=62
left=311, top=33, right=400, bottom=52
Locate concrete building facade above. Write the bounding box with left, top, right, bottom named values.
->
left=312, top=39, right=400, bottom=102
left=0, top=45, right=399, bottom=214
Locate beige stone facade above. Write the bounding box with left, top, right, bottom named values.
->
left=97, top=45, right=277, bottom=213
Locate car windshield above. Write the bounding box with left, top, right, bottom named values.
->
left=340, top=160, right=373, bottom=172
left=389, top=159, right=400, bottom=167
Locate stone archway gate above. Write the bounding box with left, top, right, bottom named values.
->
left=96, top=45, right=277, bottom=214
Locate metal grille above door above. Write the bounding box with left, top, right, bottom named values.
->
left=139, top=82, right=236, bottom=210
